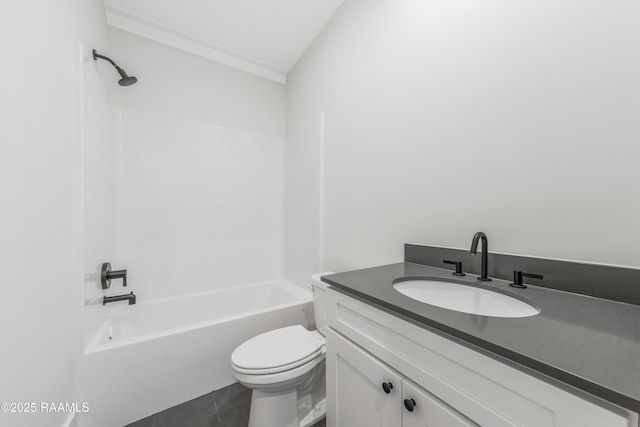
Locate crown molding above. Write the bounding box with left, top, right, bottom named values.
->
left=104, top=2, right=287, bottom=84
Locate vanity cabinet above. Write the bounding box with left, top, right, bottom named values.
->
left=327, top=327, right=477, bottom=426
left=328, top=327, right=402, bottom=426
left=402, top=378, right=477, bottom=427
left=326, top=288, right=637, bottom=427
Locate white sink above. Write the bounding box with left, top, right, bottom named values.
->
left=393, top=278, right=540, bottom=318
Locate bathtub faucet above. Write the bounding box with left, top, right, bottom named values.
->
left=100, top=262, right=128, bottom=289
left=103, top=292, right=136, bottom=305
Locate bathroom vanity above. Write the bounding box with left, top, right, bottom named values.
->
left=322, top=246, right=640, bottom=427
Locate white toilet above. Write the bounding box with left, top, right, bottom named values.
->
left=231, top=273, right=332, bottom=427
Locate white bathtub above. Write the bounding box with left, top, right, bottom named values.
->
left=77, top=280, right=314, bottom=427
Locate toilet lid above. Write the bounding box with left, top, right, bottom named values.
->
left=231, top=325, right=324, bottom=373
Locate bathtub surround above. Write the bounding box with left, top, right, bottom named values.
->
left=82, top=87, right=117, bottom=307
left=110, top=107, right=284, bottom=301
left=82, top=28, right=287, bottom=303
left=284, top=0, right=640, bottom=284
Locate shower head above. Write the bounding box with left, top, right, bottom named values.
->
left=93, top=49, right=137, bottom=87
left=115, top=66, right=138, bottom=86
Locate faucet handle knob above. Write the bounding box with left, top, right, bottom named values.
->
left=100, top=262, right=112, bottom=289
left=109, top=269, right=128, bottom=287
left=510, top=271, right=543, bottom=289
left=443, top=260, right=465, bottom=276
left=100, top=262, right=128, bottom=289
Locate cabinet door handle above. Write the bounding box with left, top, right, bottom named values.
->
left=404, top=398, right=416, bottom=412
left=381, top=382, right=393, bottom=394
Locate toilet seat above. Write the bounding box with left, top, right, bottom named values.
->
left=232, top=349, right=325, bottom=389
left=231, top=325, right=325, bottom=375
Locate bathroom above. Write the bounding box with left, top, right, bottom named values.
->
left=2, top=0, right=639, bottom=426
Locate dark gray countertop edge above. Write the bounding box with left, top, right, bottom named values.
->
left=323, top=277, right=640, bottom=414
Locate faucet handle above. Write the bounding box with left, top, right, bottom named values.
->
left=443, top=260, right=465, bottom=276
left=109, top=269, right=127, bottom=287
left=100, top=262, right=128, bottom=289
left=510, top=271, right=543, bottom=289
left=100, top=263, right=112, bottom=289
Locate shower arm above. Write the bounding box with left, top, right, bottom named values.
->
left=92, top=50, right=118, bottom=67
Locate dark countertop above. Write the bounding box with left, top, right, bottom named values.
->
left=322, top=262, right=640, bottom=413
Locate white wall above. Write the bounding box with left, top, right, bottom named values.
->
left=83, top=29, right=286, bottom=301
left=0, top=1, right=109, bottom=426
left=284, top=112, right=324, bottom=286
left=285, top=0, right=640, bottom=283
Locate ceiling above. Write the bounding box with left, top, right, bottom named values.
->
left=105, top=0, right=344, bottom=83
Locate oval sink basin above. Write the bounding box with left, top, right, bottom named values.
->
left=393, top=278, right=540, bottom=318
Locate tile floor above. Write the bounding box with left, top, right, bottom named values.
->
left=126, top=382, right=326, bottom=427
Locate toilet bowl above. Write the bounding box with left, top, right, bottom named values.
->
left=230, top=272, right=332, bottom=427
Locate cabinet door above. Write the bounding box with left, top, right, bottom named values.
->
left=402, top=379, right=478, bottom=427
left=326, top=328, right=403, bottom=427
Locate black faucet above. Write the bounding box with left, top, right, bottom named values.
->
left=103, top=292, right=136, bottom=305
left=470, top=231, right=491, bottom=281
left=100, top=262, right=127, bottom=289
left=510, top=271, right=543, bottom=289
left=443, top=259, right=465, bottom=276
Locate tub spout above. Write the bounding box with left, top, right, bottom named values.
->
left=103, top=292, right=136, bottom=305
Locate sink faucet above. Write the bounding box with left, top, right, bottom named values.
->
left=470, top=232, right=491, bottom=281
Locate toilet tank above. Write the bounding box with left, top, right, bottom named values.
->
left=311, top=272, right=334, bottom=337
